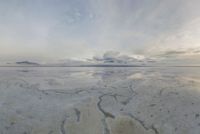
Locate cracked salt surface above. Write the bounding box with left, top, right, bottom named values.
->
left=0, top=67, right=200, bottom=134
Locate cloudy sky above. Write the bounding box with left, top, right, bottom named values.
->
left=0, top=0, right=200, bottom=64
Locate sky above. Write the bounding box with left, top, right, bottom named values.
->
left=0, top=0, right=200, bottom=64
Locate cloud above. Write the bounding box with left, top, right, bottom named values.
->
left=146, top=17, right=200, bottom=56
left=91, top=51, right=155, bottom=65
left=157, top=47, right=200, bottom=58
left=152, top=47, right=200, bottom=66
left=0, top=0, right=200, bottom=62
left=158, top=50, right=188, bottom=58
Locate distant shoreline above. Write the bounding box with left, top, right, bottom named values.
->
left=0, top=65, right=200, bottom=67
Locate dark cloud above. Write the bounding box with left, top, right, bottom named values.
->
left=159, top=50, right=187, bottom=57
left=158, top=48, right=200, bottom=58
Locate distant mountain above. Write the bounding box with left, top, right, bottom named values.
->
left=43, top=59, right=91, bottom=67
left=16, top=61, right=40, bottom=66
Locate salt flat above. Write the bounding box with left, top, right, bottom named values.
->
left=0, top=67, right=200, bottom=134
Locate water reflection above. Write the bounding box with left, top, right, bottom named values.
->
left=1, top=67, right=200, bottom=133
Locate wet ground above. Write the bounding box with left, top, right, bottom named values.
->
left=0, top=67, right=200, bottom=134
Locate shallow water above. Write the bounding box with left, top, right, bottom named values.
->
left=0, top=67, right=200, bottom=134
